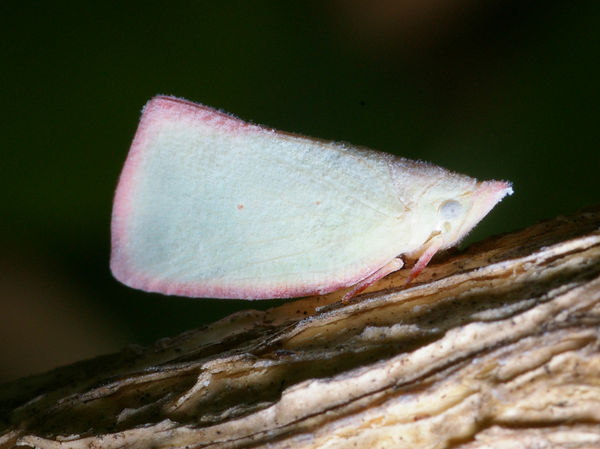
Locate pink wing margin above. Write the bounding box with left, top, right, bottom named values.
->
left=110, top=96, right=379, bottom=299
left=110, top=96, right=260, bottom=297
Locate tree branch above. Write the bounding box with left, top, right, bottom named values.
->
left=2, top=205, right=600, bottom=449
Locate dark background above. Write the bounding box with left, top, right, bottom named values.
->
left=2, top=1, right=598, bottom=383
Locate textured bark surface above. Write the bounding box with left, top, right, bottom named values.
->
left=1, top=205, right=599, bottom=449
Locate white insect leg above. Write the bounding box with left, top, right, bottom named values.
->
left=405, top=236, right=443, bottom=285
left=341, top=258, right=404, bottom=303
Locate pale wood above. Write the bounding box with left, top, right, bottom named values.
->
left=1, top=205, right=599, bottom=449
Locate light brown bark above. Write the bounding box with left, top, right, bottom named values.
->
left=2, top=205, right=599, bottom=449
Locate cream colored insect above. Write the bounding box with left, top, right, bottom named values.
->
left=111, top=96, right=512, bottom=300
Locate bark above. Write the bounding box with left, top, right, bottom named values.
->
left=1, top=205, right=599, bottom=449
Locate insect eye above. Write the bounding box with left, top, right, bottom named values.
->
left=440, top=200, right=462, bottom=220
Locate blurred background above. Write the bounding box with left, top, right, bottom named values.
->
left=1, top=1, right=598, bottom=383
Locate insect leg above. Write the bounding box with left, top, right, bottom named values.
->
left=341, top=258, right=404, bottom=303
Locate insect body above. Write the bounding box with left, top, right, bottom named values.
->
left=111, top=96, right=512, bottom=300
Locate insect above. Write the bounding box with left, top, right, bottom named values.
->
left=111, top=96, right=512, bottom=301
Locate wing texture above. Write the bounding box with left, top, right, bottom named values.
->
left=111, top=96, right=411, bottom=299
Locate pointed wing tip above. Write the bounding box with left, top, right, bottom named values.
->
left=454, top=179, right=514, bottom=242
left=477, top=179, right=514, bottom=209
left=483, top=179, right=514, bottom=198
